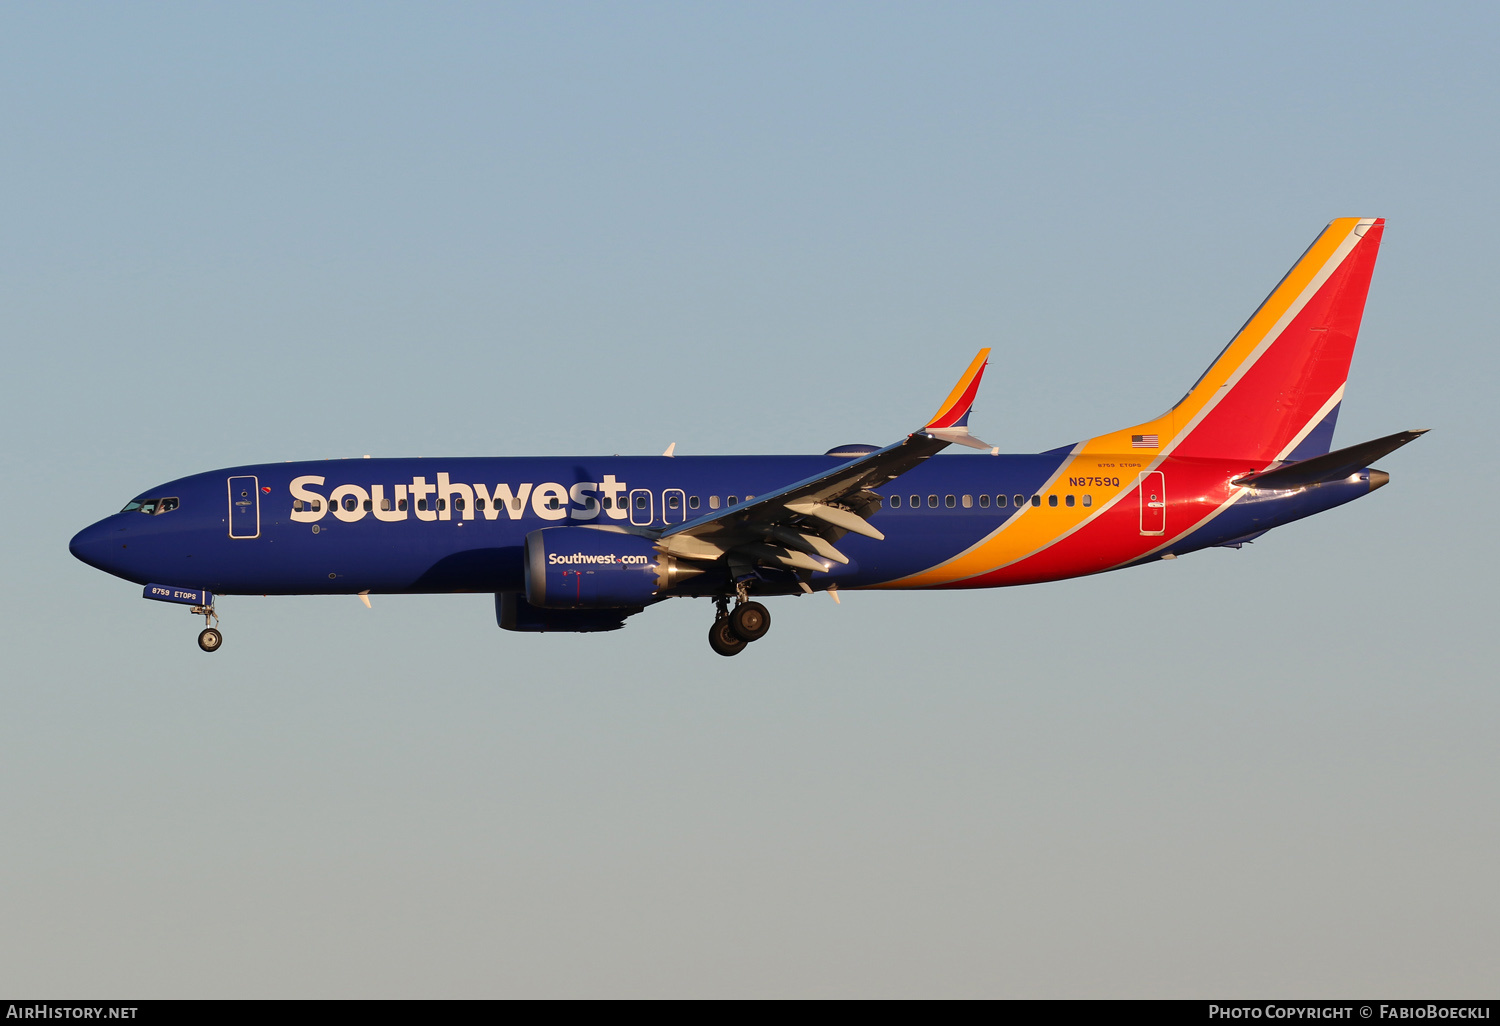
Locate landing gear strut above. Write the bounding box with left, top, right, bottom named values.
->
left=192, top=602, right=222, bottom=653
left=707, top=595, right=772, bottom=656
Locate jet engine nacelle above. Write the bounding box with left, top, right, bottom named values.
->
left=524, top=527, right=698, bottom=610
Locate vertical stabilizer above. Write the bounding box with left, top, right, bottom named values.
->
left=1086, top=218, right=1385, bottom=462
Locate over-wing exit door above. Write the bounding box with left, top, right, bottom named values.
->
left=629, top=488, right=654, bottom=527
left=1138, top=471, right=1165, bottom=536
left=662, top=489, right=686, bottom=525
left=228, top=476, right=260, bottom=539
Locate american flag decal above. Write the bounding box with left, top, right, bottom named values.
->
left=1131, top=434, right=1159, bottom=448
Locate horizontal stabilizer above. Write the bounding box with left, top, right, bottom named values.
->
left=1235, top=429, right=1428, bottom=489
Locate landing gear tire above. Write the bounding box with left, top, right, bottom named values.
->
left=708, top=617, right=747, bottom=657
left=198, top=627, right=223, bottom=653
left=730, top=601, right=770, bottom=642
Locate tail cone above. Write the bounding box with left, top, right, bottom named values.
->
left=1368, top=469, right=1390, bottom=491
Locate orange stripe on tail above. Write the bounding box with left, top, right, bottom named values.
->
left=926, top=349, right=991, bottom=429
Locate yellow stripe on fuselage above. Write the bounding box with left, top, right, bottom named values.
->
left=878, top=454, right=1140, bottom=588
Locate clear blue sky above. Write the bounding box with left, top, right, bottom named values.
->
left=2, top=1, right=1496, bottom=997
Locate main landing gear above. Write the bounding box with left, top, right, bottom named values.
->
left=708, top=595, right=771, bottom=657
left=193, top=603, right=222, bottom=653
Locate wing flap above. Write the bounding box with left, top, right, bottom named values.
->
left=784, top=501, right=886, bottom=540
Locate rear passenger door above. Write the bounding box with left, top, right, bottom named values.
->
left=1138, top=471, right=1165, bottom=536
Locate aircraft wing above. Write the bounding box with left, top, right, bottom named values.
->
left=653, top=350, right=993, bottom=577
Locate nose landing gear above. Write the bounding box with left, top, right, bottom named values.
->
left=142, top=585, right=224, bottom=653
left=707, top=595, right=772, bottom=656
left=192, top=603, right=222, bottom=653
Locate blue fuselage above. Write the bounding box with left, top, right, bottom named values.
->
left=69, top=453, right=1374, bottom=597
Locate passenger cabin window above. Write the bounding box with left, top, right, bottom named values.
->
left=945, top=495, right=956, bottom=508
left=344, top=496, right=357, bottom=511
left=1065, top=494, right=1075, bottom=507
left=996, top=494, right=1007, bottom=508
left=728, top=496, right=739, bottom=506
left=397, top=499, right=406, bottom=511
left=689, top=496, right=700, bottom=509
left=978, top=494, right=990, bottom=508
left=455, top=497, right=465, bottom=511
left=547, top=497, right=561, bottom=510
left=1014, top=494, right=1025, bottom=507
left=1048, top=495, right=1058, bottom=507
left=1030, top=495, right=1041, bottom=507
left=293, top=499, right=304, bottom=512
left=710, top=496, right=721, bottom=509
left=927, top=495, right=938, bottom=508
left=362, top=499, right=372, bottom=512
left=909, top=495, right=919, bottom=507
left=476, top=498, right=486, bottom=510
left=962, top=494, right=973, bottom=508
left=417, top=498, right=427, bottom=511
left=381, top=498, right=393, bottom=511
left=667, top=494, right=680, bottom=509
left=437, top=499, right=447, bottom=512
left=890, top=495, right=902, bottom=508
left=635, top=495, right=647, bottom=509
left=1082, top=494, right=1093, bottom=507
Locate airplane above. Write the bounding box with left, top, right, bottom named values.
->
left=70, top=217, right=1425, bottom=656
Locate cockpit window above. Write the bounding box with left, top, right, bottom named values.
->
left=121, top=497, right=179, bottom=515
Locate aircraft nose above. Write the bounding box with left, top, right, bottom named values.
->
left=69, top=518, right=122, bottom=574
